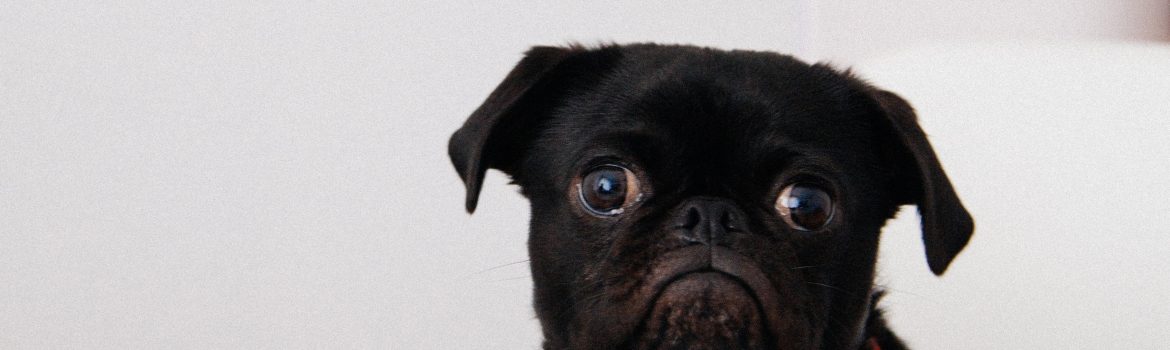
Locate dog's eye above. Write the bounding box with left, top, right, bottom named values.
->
left=775, top=184, right=834, bottom=231
left=578, top=165, right=640, bottom=216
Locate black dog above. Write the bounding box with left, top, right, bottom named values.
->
left=448, top=44, right=973, bottom=350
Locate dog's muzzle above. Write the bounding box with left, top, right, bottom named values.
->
left=624, top=198, right=794, bottom=349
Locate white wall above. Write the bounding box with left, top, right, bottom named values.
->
left=809, top=1, right=1170, bottom=63
left=1, top=1, right=1166, bottom=349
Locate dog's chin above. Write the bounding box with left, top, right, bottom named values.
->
left=630, top=272, right=770, bottom=349
left=574, top=247, right=815, bottom=350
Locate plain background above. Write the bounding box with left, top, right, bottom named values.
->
left=3, top=1, right=1169, bottom=349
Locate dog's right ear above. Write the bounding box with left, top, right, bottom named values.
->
left=867, top=89, right=975, bottom=276
left=448, top=46, right=598, bottom=213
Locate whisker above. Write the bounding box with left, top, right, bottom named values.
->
left=464, top=259, right=530, bottom=277
left=871, top=283, right=938, bottom=304
left=558, top=288, right=610, bottom=320
left=806, top=282, right=853, bottom=295
left=789, top=265, right=820, bottom=270
left=491, top=275, right=532, bottom=282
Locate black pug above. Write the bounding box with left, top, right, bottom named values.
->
left=448, top=43, right=973, bottom=350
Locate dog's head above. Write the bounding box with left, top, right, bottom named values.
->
left=449, top=44, right=972, bottom=350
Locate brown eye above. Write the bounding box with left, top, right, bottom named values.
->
left=775, top=184, right=834, bottom=231
left=578, top=165, right=640, bottom=216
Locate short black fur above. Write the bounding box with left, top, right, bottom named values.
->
left=448, top=43, right=973, bottom=350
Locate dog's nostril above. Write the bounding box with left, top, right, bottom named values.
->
left=671, top=198, right=749, bottom=246
left=684, top=207, right=702, bottom=229
left=720, top=211, right=739, bottom=231
left=673, top=206, right=703, bottom=229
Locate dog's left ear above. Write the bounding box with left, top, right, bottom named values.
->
left=448, top=45, right=615, bottom=213
left=869, top=89, right=974, bottom=276
left=448, top=47, right=575, bottom=213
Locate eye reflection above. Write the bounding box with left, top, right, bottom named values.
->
left=775, top=184, right=834, bottom=231
left=578, top=165, right=640, bottom=216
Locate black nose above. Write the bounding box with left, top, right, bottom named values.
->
left=672, top=197, right=747, bottom=246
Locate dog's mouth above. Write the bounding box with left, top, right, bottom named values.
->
left=615, top=246, right=790, bottom=349
left=630, top=270, right=771, bottom=349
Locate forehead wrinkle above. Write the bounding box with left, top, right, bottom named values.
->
left=576, top=129, right=671, bottom=158
left=621, top=82, right=785, bottom=192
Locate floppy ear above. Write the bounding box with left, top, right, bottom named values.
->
left=870, top=89, right=974, bottom=275
left=447, top=46, right=587, bottom=213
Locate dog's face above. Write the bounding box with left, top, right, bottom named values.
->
left=449, top=44, right=972, bottom=350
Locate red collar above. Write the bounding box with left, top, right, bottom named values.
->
left=865, top=337, right=881, bottom=350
